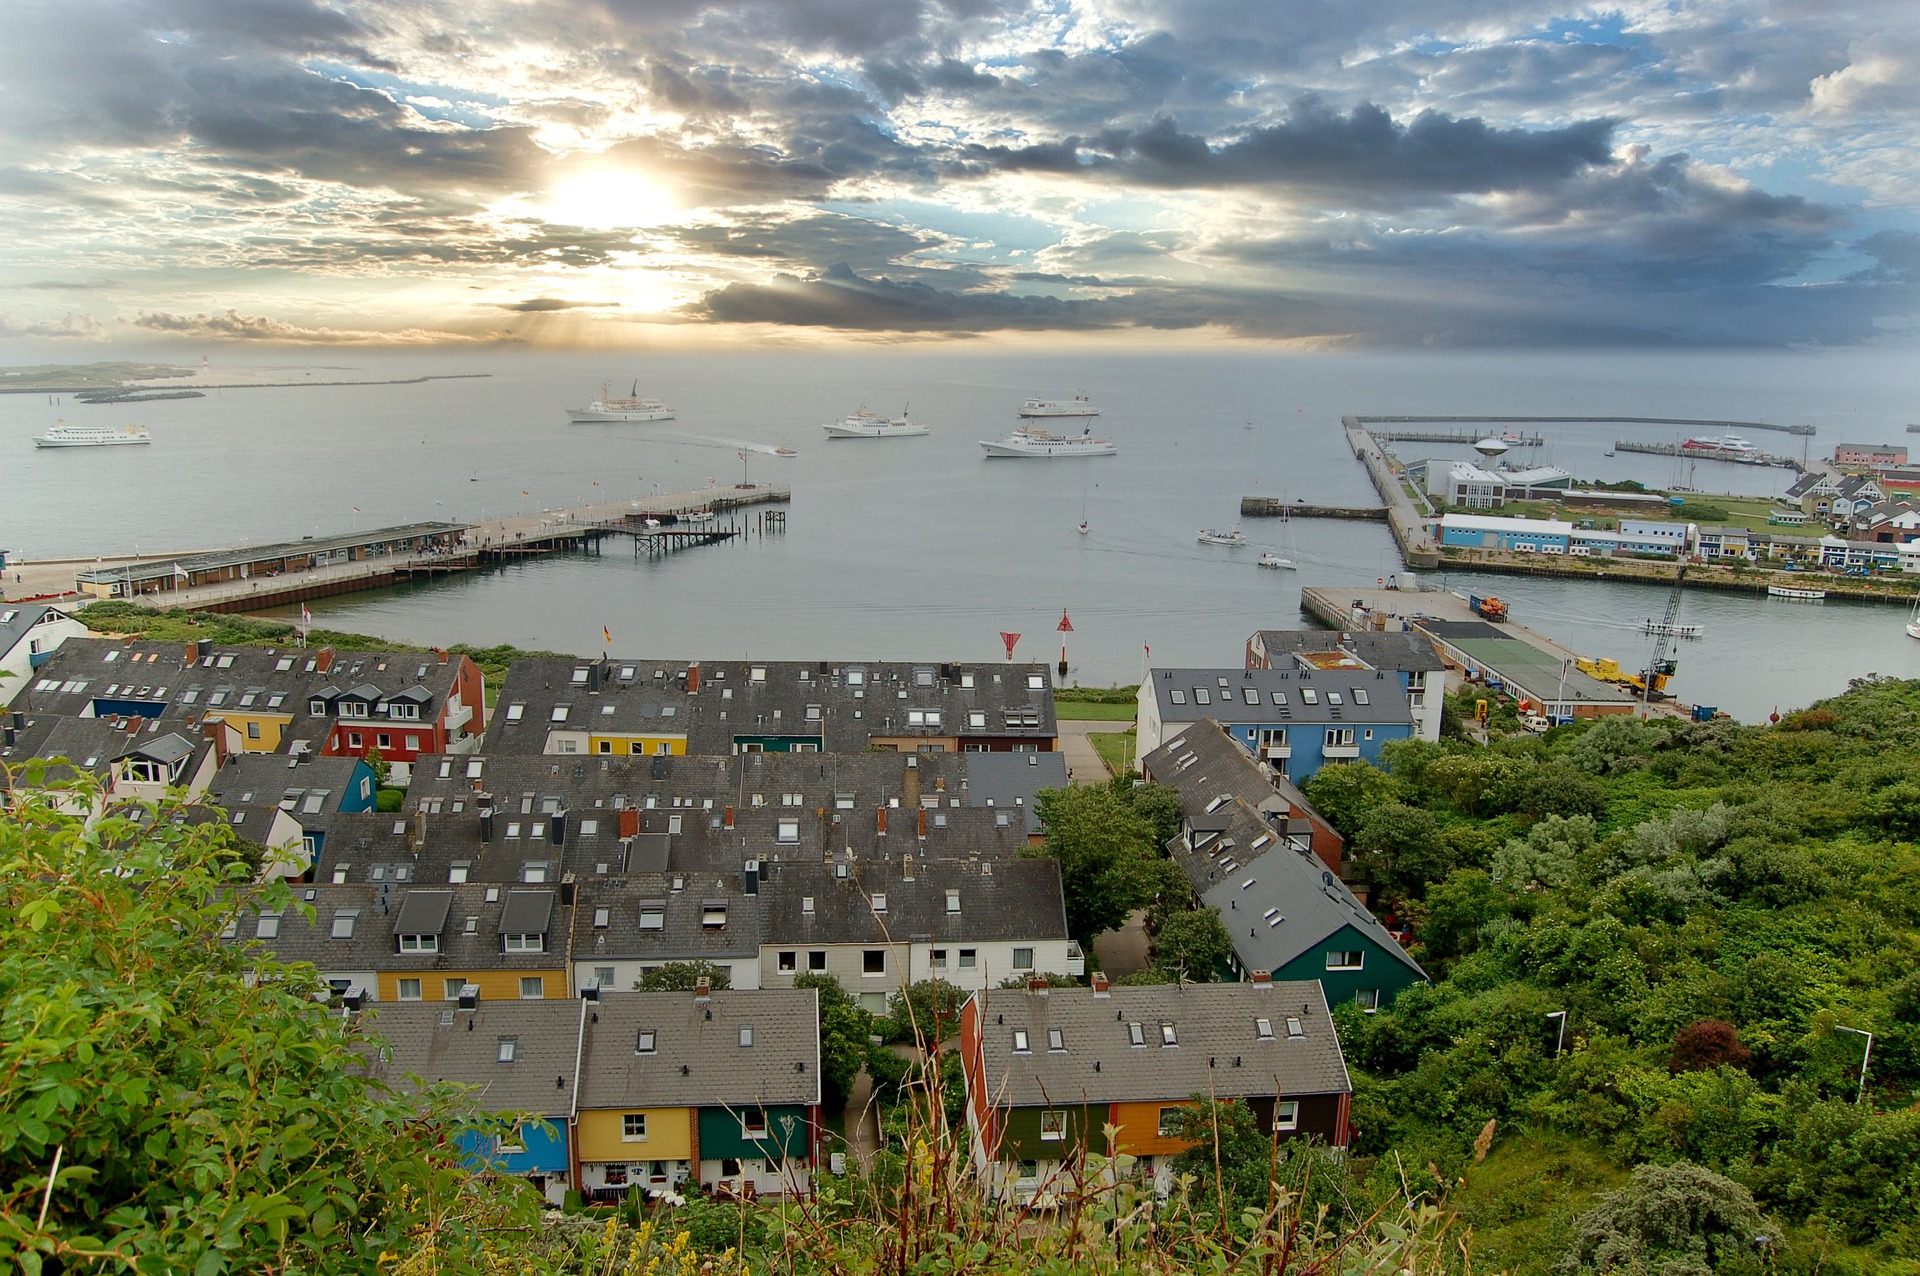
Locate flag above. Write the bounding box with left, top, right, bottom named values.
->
left=591, top=480, right=600, bottom=487
left=174, top=564, right=190, bottom=581
left=300, top=606, right=311, bottom=626
left=351, top=506, right=360, bottom=513
left=603, top=625, right=612, bottom=645
left=1144, top=642, right=1150, bottom=657
left=521, top=490, right=530, bottom=496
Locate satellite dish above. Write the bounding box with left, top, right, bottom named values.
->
left=1474, top=437, right=1510, bottom=457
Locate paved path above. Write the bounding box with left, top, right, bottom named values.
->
left=1092, top=909, right=1151, bottom=979
left=1057, top=718, right=1132, bottom=783
left=843, top=1069, right=880, bottom=1176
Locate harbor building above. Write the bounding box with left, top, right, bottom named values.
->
left=1412, top=620, right=1638, bottom=719
left=1412, top=460, right=1573, bottom=509
left=1834, top=443, right=1908, bottom=468
left=1136, top=667, right=1415, bottom=783
left=72, top=522, right=470, bottom=600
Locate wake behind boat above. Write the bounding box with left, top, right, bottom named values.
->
left=33, top=420, right=150, bottom=448
left=1018, top=394, right=1099, bottom=419
left=568, top=380, right=675, bottom=423
left=822, top=407, right=929, bottom=439
left=980, top=423, right=1117, bottom=459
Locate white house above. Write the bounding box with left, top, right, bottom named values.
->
left=0, top=605, right=87, bottom=707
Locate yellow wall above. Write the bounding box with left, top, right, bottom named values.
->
left=1109, top=1101, right=1199, bottom=1157
left=377, top=969, right=568, bottom=1003
left=578, top=1107, right=692, bottom=1162
left=207, top=712, right=295, bottom=753
left=587, top=734, right=688, bottom=756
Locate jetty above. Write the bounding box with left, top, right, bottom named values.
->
left=1614, top=440, right=1799, bottom=469
left=1342, top=417, right=1441, bottom=569
left=1353, top=414, right=1816, bottom=437
left=1374, top=428, right=1544, bottom=446
left=1239, top=499, right=1387, bottom=521
left=7, top=484, right=791, bottom=613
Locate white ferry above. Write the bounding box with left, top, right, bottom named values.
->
left=821, top=407, right=929, bottom=439
left=567, top=381, right=675, bottom=423
left=1018, top=394, right=1099, bottom=419
left=33, top=421, right=150, bottom=448
left=980, top=424, right=1117, bottom=459
left=1767, top=584, right=1826, bottom=601
left=1680, top=433, right=1761, bottom=462
left=1197, top=527, right=1246, bottom=546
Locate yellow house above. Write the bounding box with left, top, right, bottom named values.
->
left=203, top=709, right=296, bottom=753
left=585, top=732, right=688, bottom=757
left=371, top=885, right=572, bottom=1004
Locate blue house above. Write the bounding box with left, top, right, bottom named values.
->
left=362, top=1000, right=586, bottom=1206
left=205, top=753, right=378, bottom=862
left=1137, top=668, right=1414, bottom=784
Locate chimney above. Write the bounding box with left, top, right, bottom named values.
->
left=686, top=663, right=701, bottom=695
left=933, top=776, right=945, bottom=793
left=200, top=717, right=231, bottom=766
left=619, top=807, right=640, bottom=840
left=743, top=858, right=759, bottom=895
left=550, top=809, right=567, bottom=846
left=479, top=806, right=494, bottom=843
left=694, top=976, right=712, bottom=1002
left=917, top=808, right=927, bottom=839
left=586, top=663, right=600, bottom=693
left=901, top=853, right=914, bottom=881
left=1250, top=969, right=1273, bottom=988
left=314, top=647, right=335, bottom=674
left=184, top=641, right=198, bottom=664
left=877, top=807, right=887, bottom=836
left=1091, top=972, right=1112, bottom=997
left=1026, top=975, right=1049, bottom=997
left=435, top=646, right=448, bottom=665
left=723, top=804, right=734, bottom=829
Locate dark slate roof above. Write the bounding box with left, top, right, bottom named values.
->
left=1172, top=799, right=1425, bottom=984
left=361, top=1000, right=585, bottom=1117
left=1836, top=474, right=1883, bottom=499
left=759, top=857, right=1069, bottom=946
left=956, top=751, right=1067, bottom=834
left=1249, top=629, right=1445, bottom=674
left=1146, top=667, right=1412, bottom=726
left=574, top=875, right=765, bottom=965
left=1784, top=471, right=1834, bottom=499
left=1141, top=720, right=1330, bottom=850
left=490, top=657, right=1057, bottom=756
left=578, top=990, right=820, bottom=1109
left=973, top=982, right=1351, bottom=1107
left=227, top=884, right=389, bottom=972
left=204, top=753, right=368, bottom=839
left=237, top=882, right=571, bottom=975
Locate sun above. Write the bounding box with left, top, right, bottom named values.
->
left=541, top=168, right=680, bottom=230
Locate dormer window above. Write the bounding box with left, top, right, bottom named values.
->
left=502, top=933, right=544, bottom=953
left=1256, top=1017, right=1275, bottom=1040
left=398, top=933, right=438, bottom=953
left=636, top=1030, right=656, bottom=1054
left=1012, top=1030, right=1030, bottom=1053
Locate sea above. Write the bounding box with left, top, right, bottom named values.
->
left=6, top=345, right=1918, bottom=722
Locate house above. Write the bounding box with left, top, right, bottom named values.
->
left=1161, top=781, right=1427, bottom=1009
left=302, top=648, right=486, bottom=781
left=1136, top=668, right=1415, bottom=784
left=1416, top=460, right=1572, bottom=509
left=1782, top=471, right=1839, bottom=517
left=204, top=752, right=378, bottom=863
left=573, top=873, right=767, bottom=994
left=757, top=857, right=1081, bottom=1014
left=0, top=712, right=225, bottom=813
left=489, top=658, right=1058, bottom=757
left=1244, top=629, right=1445, bottom=743
left=226, top=885, right=385, bottom=1001
left=1848, top=498, right=1920, bottom=544
left=575, top=987, right=821, bottom=1202
left=1834, top=443, right=1907, bottom=468
left=1831, top=474, right=1885, bottom=522
left=362, top=999, right=586, bottom=1204
left=1691, top=525, right=1754, bottom=560
left=960, top=976, right=1353, bottom=1201
left=0, top=604, right=87, bottom=707
left=1139, top=719, right=1344, bottom=874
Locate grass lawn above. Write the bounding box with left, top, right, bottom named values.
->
left=1055, top=701, right=1137, bottom=721
left=1089, top=728, right=1136, bottom=777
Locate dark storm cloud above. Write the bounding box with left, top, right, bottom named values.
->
left=492, top=296, right=621, bottom=312
left=954, top=98, right=1617, bottom=203
left=694, top=262, right=1127, bottom=331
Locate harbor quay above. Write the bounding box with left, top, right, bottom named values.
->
left=1, top=483, right=790, bottom=611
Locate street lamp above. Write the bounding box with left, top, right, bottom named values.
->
left=1835, top=1026, right=1874, bottom=1105
left=1546, top=1010, right=1569, bottom=1057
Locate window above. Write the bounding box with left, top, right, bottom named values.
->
left=777, top=819, right=799, bottom=843
left=623, top=1113, right=649, bottom=1142
left=1326, top=692, right=1342, bottom=707
left=870, top=893, right=887, bottom=914
left=931, top=949, right=947, bottom=969
left=398, top=934, right=439, bottom=953
left=550, top=705, right=570, bottom=723
left=1128, top=1022, right=1146, bottom=1047
left=1170, top=689, right=1186, bottom=705
left=862, top=950, right=886, bottom=976
left=603, top=1164, right=630, bottom=1186
left=958, top=949, right=976, bottom=969
left=1160, top=1023, right=1178, bottom=1046
left=1326, top=951, right=1365, bottom=971
left=247, top=721, right=262, bottom=740
left=738, top=1026, right=754, bottom=1048
left=503, top=933, right=544, bottom=953
left=778, top=951, right=797, bottom=972
left=742, top=1109, right=768, bottom=1138
left=331, top=910, right=359, bottom=939
left=702, top=901, right=728, bottom=928
left=1012, top=947, right=1034, bottom=970
left=594, top=967, right=615, bottom=989
left=1194, top=687, right=1211, bottom=705
left=1255, top=1017, right=1274, bottom=1040
left=497, top=1037, right=518, bottom=1064
left=519, top=976, right=544, bottom=999
left=1355, top=988, right=1381, bottom=1011
left=1301, top=688, right=1318, bottom=705
left=1286, top=1016, right=1305, bottom=1038
left=639, top=904, right=664, bottom=930
left=1243, top=688, right=1259, bottom=705
left=635, top=1030, right=657, bottom=1054
left=801, top=895, right=815, bottom=914
left=1323, top=728, right=1355, bottom=748
left=1353, top=688, right=1370, bottom=705
left=945, top=889, right=960, bottom=914
left=1273, top=1101, right=1299, bottom=1132
left=445, top=978, right=467, bottom=1000
left=1026, top=672, right=1044, bottom=690
left=1157, top=1107, right=1183, bottom=1138
left=448, top=862, right=470, bottom=884
left=255, top=914, right=281, bottom=939
left=808, top=951, right=827, bottom=971
left=1047, top=1027, right=1065, bottom=1052
left=1040, top=1110, right=1066, bottom=1141
left=397, top=978, right=422, bottom=1001
left=1012, top=1030, right=1031, bottom=1053
left=593, top=907, right=611, bottom=929
left=376, top=733, right=392, bottom=750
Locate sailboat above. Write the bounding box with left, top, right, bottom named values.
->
left=1907, top=597, right=1920, bottom=640
left=1077, top=477, right=1090, bottom=534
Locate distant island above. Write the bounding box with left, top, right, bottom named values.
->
left=0, top=361, right=488, bottom=402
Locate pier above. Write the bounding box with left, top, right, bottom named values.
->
left=1352, top=414, right=1816, bottom=437
left=1613, top=440, right=1799, bottom=469
left=1239, top=499, right=1388, bottom=521
left=1343, top=416, right=1441, bottom=569
left=1374, top=429, right=1545, bottom=446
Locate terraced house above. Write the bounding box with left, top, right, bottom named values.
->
left=961, top=976, right=1353, bottom=1201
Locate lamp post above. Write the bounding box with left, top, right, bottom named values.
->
left=1835, top=1025, right=1874, bottom=1105
left=1546, top=1010, right=1568, bottom=1057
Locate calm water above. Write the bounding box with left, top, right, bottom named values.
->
left=6, top=346, right=1917, bottom=721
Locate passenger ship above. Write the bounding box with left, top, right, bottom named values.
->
left=980, top=424, right=1117, bottom=459
left=32, top=421, right=151, bottom=448
left=1017, top=394, right=1099, bottom=418
left=821, top=407, right=930, bottom=439
left=567, top=381, right=676, bottom=423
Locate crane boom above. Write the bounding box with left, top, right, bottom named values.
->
left=1641, top=563, right=1687, bottom=716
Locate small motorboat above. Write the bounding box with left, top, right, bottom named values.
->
left=774, top=447, right=797, bottom=457
left=1197, top=527, right=1246, bottom=546
left=1257, top=553, right=1296, bottom=570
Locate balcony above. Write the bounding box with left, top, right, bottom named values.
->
left=442, top=702, right=474, bottom=733
left=1322, top=744, right=1360, bottom=759
left=1261, top=744, right=1291, bottom=760
left=1065, top=942, right=1086, bottom=977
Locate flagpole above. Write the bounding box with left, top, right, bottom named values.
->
left=1131, top=641, right=1148, bottom=778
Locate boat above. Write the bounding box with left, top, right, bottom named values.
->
left=1603, top=449, right=1616, bottom=458
left=1643, top=619, right=1703, bottom=639
left=1679, top=433, right=1762, bottom=463
left=567, top=381, right=675, bottom=423
left=821, top=407, right=929, bottom=439
left=32, top=420, right=150, bottom=448
left=1908, top=598, right=1920, bottom=640
left=1767, top=584, right=1826, bottom=601
left=1257, top=552, right=1296, bottom=570
left=1077, top=520, right=1089, bottom=535
left=773, top=447, right=797, bottom=457
left=1197, top=527, right=1246, bottom=546
left=1017, top=394, right=1099, bottom=419
left=979, top=424, right=1117, bottom=459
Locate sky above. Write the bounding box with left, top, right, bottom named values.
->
left=0, top=0, right=1916, bottom=350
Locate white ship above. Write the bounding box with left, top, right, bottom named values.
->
left=567, top=381, right=675, bottom=423
left=821, top=407, right=929, bottom=439
left=1197, top=527, right=1246, bottom=546
left=33, top=420, right=150, bottom=448
left=980, top=424, right=1117, bottom=459
left=1767, top=584, right=1826, bottom=601
left=1257, top=552, right=1296, bottom=570
left=1018, top=394, right=1099, bottom=419
left=1679, top=433, right=1761, bottom=462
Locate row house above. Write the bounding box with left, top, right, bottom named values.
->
left=1, top=711, right=223, bottom=819
left=1140, top=719, right=1344, bottom=875
left=1137, top=667, right=1415, bottom=784
left=490, top=657, right=1058, bottom=758
left=961, top=977, right=1353, bottom=1201
left=1244, top=628, right=1445, bottom=743
left=0, top=604, right=86, bottom=708
left=204, top=752, right=379, bottom=863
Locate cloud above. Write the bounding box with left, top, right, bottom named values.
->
left=130, top=309, right=500, bottom=344
left=492, top=296, right=620, bottom=311
left=0, top=312, right=107, bottom=339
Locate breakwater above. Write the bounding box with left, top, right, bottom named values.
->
left=1434, top=549, right=1918, bottom=605
left=1239, top=499, right=1387, bottom=521
left=1352, top=414, right=1816, bottom=437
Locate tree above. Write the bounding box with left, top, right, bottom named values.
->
left=362, top=743, right=391, bottom=787
left=1164, top=1097, right=1274, bottom=1216
left=1031, top=784, right=1162, bottom=945
left=0, top=771, right=527, bottom=1274
left=1670, top=1020, right=1751, bottom=1073
left=1354, top=801, right=1447, bottom=900
left=1299, top=762, right=1400, bottom=838
left=1126, top=781, right=1185, bottom=848
left=1150, top=907, right=1234, bottom=981
left=1516, top=765, right=1608, bottom=821
left=634, top=960, right=732, bottom=991
left=1556, top=1161, right=1771, bottom=1276
left=883, top=979, right=967, bottom=1045
left=793, top=973, right=874, bottom=1110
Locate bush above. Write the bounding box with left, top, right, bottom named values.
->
left=1556, top=1161, right=1771, bottom=1276
left=1670, top=1021, right=1751, bottom=1074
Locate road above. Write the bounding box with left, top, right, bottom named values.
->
left=1056, top=717, right=1131, bottom=783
